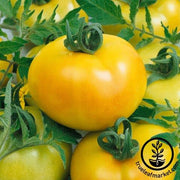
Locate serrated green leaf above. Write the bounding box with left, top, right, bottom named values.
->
left=146, top=72, right=164, bottom=85
left=161, top=115, right=177, bottom=122
left=50, top=141, right=66, bottom=168
left=129, top=105, right=155, bottom=122
left=27, top=7, right=81, bottom=45
left=135, top=37, right=153, bottom=49
left=15, top=106, right=29, bottom=142
left=42, top=113, right=81, bottom=144
left=12, top=0, right=21, bottom=17
left=0, top=40, right=26, bottom=54
left=132, top=117, right=173, bottom=129
left=0, top=0, right=13, bottom=18
left=15, top=105, right=36, bottom=137
left=77, top=0, right=125, bottom=25
left=10, top=119, right=21, bottom=134
left=117, top=28, right=134, bottom=41
left=23, top=0, right=32, bottom=13
left=139, top=0, right=157, bottom=7
left=129, top=0, right=139, bottom=27
left=152, top=132, right=178, bottom=147
left=161, top=22, right=171, bottom=39
left=23, top=136, right=41, bottom=146
left=145, top=6, right=153, bottom=33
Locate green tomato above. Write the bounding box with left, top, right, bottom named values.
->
left=0, top=144, right=72, bottom=180
left=0, top=107, right=72, bottom=180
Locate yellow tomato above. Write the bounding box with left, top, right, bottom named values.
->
left=71, top=123, right=178, bottom=180
left=28, top=34, right=147, bottom=131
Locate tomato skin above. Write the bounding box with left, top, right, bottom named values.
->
left=0, top=144, right=72, bottom=180
left=70, top=123, right=178, bottom=180
left=28, top=34, right=147, bottom=131
left=104, top=0, right=180, bottom=44
left=137, top=41, right=180, bottom=108
left=11, top=0, right=87, bottom=26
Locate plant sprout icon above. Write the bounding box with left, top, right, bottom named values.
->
left=149, top=140, right=165, bottom=167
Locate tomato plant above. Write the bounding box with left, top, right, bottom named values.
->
left=28, top=20, right=147, bottom=131
left=103, top=0, right=180, bottom=44
left=71, top=118, right=178, bottom=180
left=0, top=38, right=13, bottom=87
left=0, top=106, right=72, bottom=180
left=11, top=0, right=87, bottom=26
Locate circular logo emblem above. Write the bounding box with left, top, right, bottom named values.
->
left=141, top=137, right=174, bottom=171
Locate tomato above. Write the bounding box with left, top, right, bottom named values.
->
left=0, top=106, right=72, bottom=180
left=70, top=123, right=178, bottom=180
left=11, top=0, right=87, bottom=27
left=103, top=0, right=180, bottom=45
left=28, top=34, right=147, bottom=131
left=137, top=41, right=180, bottom=108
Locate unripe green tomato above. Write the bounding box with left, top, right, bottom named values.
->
left=0, top=106, right=72, bottom=180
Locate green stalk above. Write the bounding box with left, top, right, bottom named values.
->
left=97, top=117, right=139, bottom=160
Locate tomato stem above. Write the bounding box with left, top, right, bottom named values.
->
left=64, top=18, right=103, bottom=54
left=145, top=46, right=180, bottom=85
left=97, top=117, right=139, bottom=160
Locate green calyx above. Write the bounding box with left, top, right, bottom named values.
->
left=32, top=0, right=50, bottom=5
left=145, top=46, right=180, bottom=85
left=97, top=117, right=139, bottom=160
left=119, top=0, right=157, bottom=7
left=64, top=18, right=103, bottom=55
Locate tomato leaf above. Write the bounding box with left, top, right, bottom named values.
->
left=13, top=52, right=33, bottom=79
left=12, top=0, right=21, bottom=17
left=15, top=105, right=37, bottom=138
left=50, top=141, right=66, bottom=168
left=131, top=117, right=173, bottom=129
left=27, top=7, right=81, bottom=45
left=135, top=37, right=153, bottom=49
left=129, top=0, right=139, bottom=27
left=76, top=0, right=126, bottom=25
left=0, top=0, right=13, bottom=18
left=117, top=28, right=134, bottom=41
left=0, top=39, right=27, bottom=55
left=42, top=113, right=81, bottom=144
left=145, top=5, right=153, bottom=33
left=139, top=0, right=157, bottom=7
left=152, top=132, right=178, bottom=147
left=174, top=154, right=180, bottom=180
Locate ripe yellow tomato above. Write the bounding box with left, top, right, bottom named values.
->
left=103, top=0, right=180, bottom=45
left=71, top=123, right=178, bottom=180
left=28, top=34, right=147, bottom=131
left=11, top=0, right=87, bottom=26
